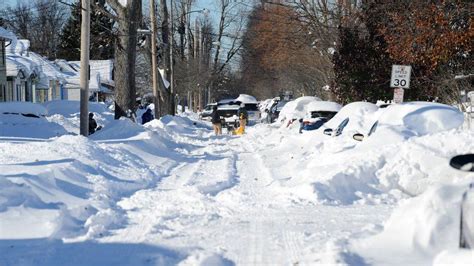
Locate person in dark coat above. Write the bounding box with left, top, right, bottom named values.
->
left=141, top=108, right=154, bottom=124
left=89, top=112, right=98, bottom=135
left=211, top=105, right=222, bottom=135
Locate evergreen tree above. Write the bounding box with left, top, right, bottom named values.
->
left=57, top=1, right=114, bottom=61
left=332, top=2, right=393, bottom=104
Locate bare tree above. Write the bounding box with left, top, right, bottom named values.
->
left=32, top=0, right=67, bottom=58
left=0, top=2, right=34, bottom=40
left=95, top=0, right=142, bottom=119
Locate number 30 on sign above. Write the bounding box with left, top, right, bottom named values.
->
left=390, top=65, right=412, bottom=89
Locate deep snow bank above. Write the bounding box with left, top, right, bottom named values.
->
left=352, top=182, right=474, bottom=265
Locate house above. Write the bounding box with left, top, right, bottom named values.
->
left=1, top=28, right=115, bottom=103
left=0, top=27, right=13, bottom=102
left=3, top=29, right=64, bottom=103
left=61, top=60, right=115, bottom=102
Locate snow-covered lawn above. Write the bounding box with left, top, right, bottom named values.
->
left=0, top=101, right=473, bottom=265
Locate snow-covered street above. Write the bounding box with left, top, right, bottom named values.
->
left=102, top=124, right=392, bottom=265
left=1, top=101, right=473, bottom=265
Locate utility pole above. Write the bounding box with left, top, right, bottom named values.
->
left=149, top=0, right=160, bottom=119
left=79, top=0, right=90, bottom=136
left=170, top=0, right=175, bottom=115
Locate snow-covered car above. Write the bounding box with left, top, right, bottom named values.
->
left=269, top=99, right=289, bottom=123
left=217, top=99, right=240, bottom=130
left=301, top=101, right=342, bottom=131
left=352, top=101, right=464, bottom=145
left=321, top=102, right=379, bottom=137
left=199, top=103, right=217, bottom=121
left=0, top=102, right=68, bottom=139
left=235, top=94, right=260, bottom=124
left=277, top=96, right=322, bottom=126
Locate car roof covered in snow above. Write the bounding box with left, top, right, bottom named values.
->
left=306, top=101, right=342, bottom=113
left=235, top=94, right=258, bottom=104
left=0, top=102, right=47, bottom=116
left=278, top=96, right=322, bottom=121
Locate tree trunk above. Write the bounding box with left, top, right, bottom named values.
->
left=113, top=0, right=141, bottom=119
left=158, top=0, right=172, bottom=115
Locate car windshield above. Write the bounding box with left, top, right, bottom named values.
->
left=275, top=101, right=288, bottom=111
left=311, top=111, right=337, bottom=119
left=245, top=104, right=258, bottom=111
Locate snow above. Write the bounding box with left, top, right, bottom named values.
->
left=306, top=101, right=342, bottom=113
left=0, top=27, right=15, bottom=40
left=278, top=96, right=322, bottom=123
left=324, top=101, right=379, bottom=134
left=0, top=102, right=47, bottom=116
left=235, top=94, right=258, bottom=104
left=376, top=101, right=464, bottom=136
left=0, top=99, right=473, bottom=265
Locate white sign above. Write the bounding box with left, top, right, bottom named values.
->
left=390, top=65, right=412, bottom=89
left=393, top=88, right=404, bottom=103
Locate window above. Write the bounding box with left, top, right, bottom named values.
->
left=36, top=89, right=48, bottom=103
left=245, top=103, right=259, bottom=111
left=0, top=85, right=5, bottom=102
left=16, top=84, right=21, bottom=101
left=1, top=41, right=4, bottom=66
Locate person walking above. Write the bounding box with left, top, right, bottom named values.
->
left=89, top=112, right=98, bottom=135
left=141, top=108, right=154, bottom=124
left=236, top=103, right=248, bottom=135
left=211, top=105, right=222, bottom=135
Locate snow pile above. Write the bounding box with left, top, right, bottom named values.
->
left=278, top=96, right=322, bottom=123
left=90, top=118, right=149, bottom=141
left=352, top=182, right=474, bottom=265
left=43, top=100, right=110, bottom=117
left=43, top=100, right=114, bottom=134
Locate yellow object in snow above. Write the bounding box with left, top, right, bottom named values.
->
left=234, top=125, right=245, bottom=135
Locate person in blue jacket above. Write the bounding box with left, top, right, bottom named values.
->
left=141, top=108, right=154, bottom=124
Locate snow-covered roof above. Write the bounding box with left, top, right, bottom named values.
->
left=29, top=52, right=65, bottom=85
left=6, top=39, right=30, bottom=55
left=66, top=60, right=114, bottom=92
left=6, top=55, right=39, bottom=77
left=0, top=27, right=14, bottom=40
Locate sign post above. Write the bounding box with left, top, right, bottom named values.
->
left=390, top=65, right=412, bottom=103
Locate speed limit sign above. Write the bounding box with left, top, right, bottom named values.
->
left=390, top=65, right=412, bottom=89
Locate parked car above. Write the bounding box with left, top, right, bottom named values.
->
left=269, top=100, right=289, bottom=123
left=301, top=101, right=342, bottom=131
left=351, top=101, right=464, bottom=145
left=235, top=94, right=260, bottom=124
left=216, top=99, right=240, bottom=132
left=0, top=102, right=68, bottom=139
left=321, top=102, right=380, bottom=137
left=199, top=103, right=217, bottom=121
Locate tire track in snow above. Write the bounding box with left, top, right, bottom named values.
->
left=232, top=148, right=306, bottom=265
